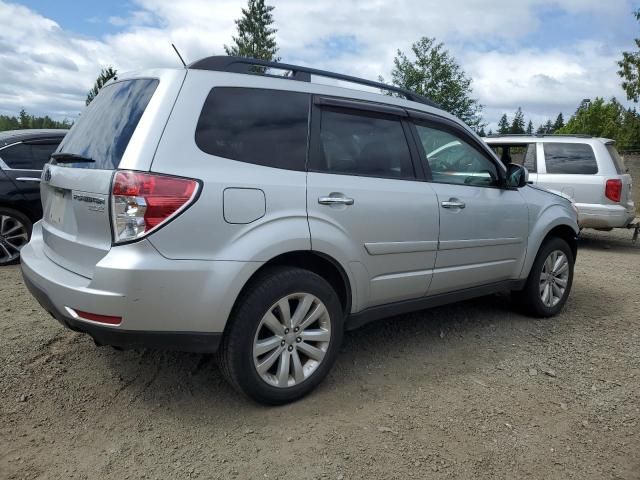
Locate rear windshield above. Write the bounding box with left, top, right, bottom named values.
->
left=56, top=79, right=158, bottom=169
left=605, top=144, right=627, bottom=174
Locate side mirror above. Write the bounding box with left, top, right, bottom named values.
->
left=505, top=164, right=528, bottom=188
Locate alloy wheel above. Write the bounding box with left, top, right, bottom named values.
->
left=0, top=214, right=29, bottom=264
left=539, top=250, right=570, bottom=308
left=252, top=293, right=332, bottom=388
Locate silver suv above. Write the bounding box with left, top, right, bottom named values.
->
left=21, top=57, right=579, bottom=404
left=484, top=135, right=636, bottom=231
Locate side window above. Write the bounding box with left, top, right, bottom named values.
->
left=0, top=142, right=61, bottom=170
left=415, top=124, right=499, bottom=186
left=0, top=143, right=32, bottom=169
left=315, top=109, right=415, bottom=179
left=195, top=87, right=310, bottom=171
left=28, top=143, right=60, bottom=170
left=543, top=143, right=598, bottom=174
left=489, top=144, right=536, bottom=172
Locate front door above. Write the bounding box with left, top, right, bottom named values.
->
left=306, top=100, right=440, bottom=310
left=412, top=121, right=529, bottom=295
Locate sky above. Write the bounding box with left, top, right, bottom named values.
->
left=0, top=0, right=638, bottom=131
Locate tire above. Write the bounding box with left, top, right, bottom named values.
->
left=217, top=266, right=344, bottom=405
left=0, top=207, right=32, bottom=266
left=514, top=237, right=574, bottom=317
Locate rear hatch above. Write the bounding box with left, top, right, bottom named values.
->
left=605, top=143, right=635, bottom=212
left=40, top=72, right=182, bottom=278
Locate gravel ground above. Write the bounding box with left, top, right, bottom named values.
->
left=1, top=229, right=639, bottom=480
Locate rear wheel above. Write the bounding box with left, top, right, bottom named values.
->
left=514, top=237, right=574, bottom=317
left=217, top=267, right=344, bottom=405
left=0, top=208, right=32, bottom=266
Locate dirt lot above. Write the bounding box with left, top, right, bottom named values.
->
left=1, top=229, right=639, bottom=480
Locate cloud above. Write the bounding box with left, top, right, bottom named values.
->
left=0, top=0, right=634, bottom=127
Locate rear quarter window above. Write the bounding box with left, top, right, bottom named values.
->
left=543, top=143, right=598, bottom=175
left=195, top=87, right=310, bottom=171
left=605, top=144, right=627, bottom=174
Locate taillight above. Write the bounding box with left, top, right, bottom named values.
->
left=111, top=171, right=199, bottom=244
left=605, top=179, right=622, bottom=202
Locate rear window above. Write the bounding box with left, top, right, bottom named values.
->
left=605, top=144, right=627, bottom=174
left=57, top=79, right=159, bottom=169
left=315, top=109, right=415, bottom=179
left=195, top=87, right=310, bottom=171
left=543, top=143, right=598, bottom=175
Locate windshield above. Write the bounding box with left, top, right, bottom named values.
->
left=56, top=79, right=159, bottom=169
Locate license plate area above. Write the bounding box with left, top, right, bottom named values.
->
left=48, top=188, right=66, bottom=226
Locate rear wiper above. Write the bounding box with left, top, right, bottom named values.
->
left=50, top=152, right=95, bottom=163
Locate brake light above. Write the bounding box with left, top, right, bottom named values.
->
left=605, top=179, right=622, bottom=202
left=111, top=171, right=199, bottom=244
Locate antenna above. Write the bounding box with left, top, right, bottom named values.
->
left=171, top=43, right=186, bottom=67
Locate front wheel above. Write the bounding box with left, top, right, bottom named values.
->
left=217, top=267, right=344, bottom=405
left=514, top=237, right=574, bottom=317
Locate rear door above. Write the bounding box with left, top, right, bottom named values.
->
left=604, top=143, right=635, bottom=213
left=411, top=117, right=528, bottom=295
left=39, top=74, right=181, bottom=278
left=306, top=98, right=440, bottom=309
left=536, top=142, right=600, bottom=203
left=0, top=138, right=63, bottom=218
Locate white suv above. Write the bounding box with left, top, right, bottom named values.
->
left=21, top=57, right=579, bottom=404
left=485, top=135, right=636, bottom=231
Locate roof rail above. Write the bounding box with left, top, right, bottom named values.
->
left=188, top=56, right=439, bottom=108
left=486, top=133, right=593, bottom=139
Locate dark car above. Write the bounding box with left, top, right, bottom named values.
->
left=0, top=129, right=67, bottom=265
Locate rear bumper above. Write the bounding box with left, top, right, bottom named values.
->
left=22, top=274, right=221, bottom=352
left=576, top=203, right=636, bottom=229
left=20, top=222, right=262, bottom=352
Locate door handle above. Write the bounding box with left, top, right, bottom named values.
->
left=16, top=177, right=41, bottom=183
left=441, top=200, right=465, bottom=209
left=318, top=195, right=354, bottom=206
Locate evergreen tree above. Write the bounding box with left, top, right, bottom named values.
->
left=386, top=37, right=484, bottom=130
left=509, top=107, right=526, bottom=134
left=86, top=67, right=117, bottom=106
left=497, top=114, right=510, bottom=134
left=478, top=127, right=486, bottom=137
left=224, top=0, right=279, bottom=61
left=553, top=113, right=565, bottom=131
left=526, top=120, right=533, bottom=134
left=536, top=120, right=554, bottom=135
left=18, top=109, right=30, bottom=129
left=618, top=9, right=640, bottom=102
left=487, top=129, right=494, bottom=136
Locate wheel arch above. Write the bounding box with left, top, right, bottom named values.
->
left=226, top=250, right=353, bottom=334
left=543, top=224, right=578, bottom=261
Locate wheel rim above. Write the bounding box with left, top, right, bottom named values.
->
left=0, top=214, right=29, bottom=264
left=539, top=250, right=570, bottom=308
left=253, top=293, right=332, bottom=388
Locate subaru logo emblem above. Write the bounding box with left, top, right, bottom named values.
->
left=43, top=167, right=51, bottom=182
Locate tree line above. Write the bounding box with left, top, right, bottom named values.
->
left=488, top=109, right=565, bottom=136
left=3, top=0, right=640, bottom=147
left=0, top=109, right=72, bottom=132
